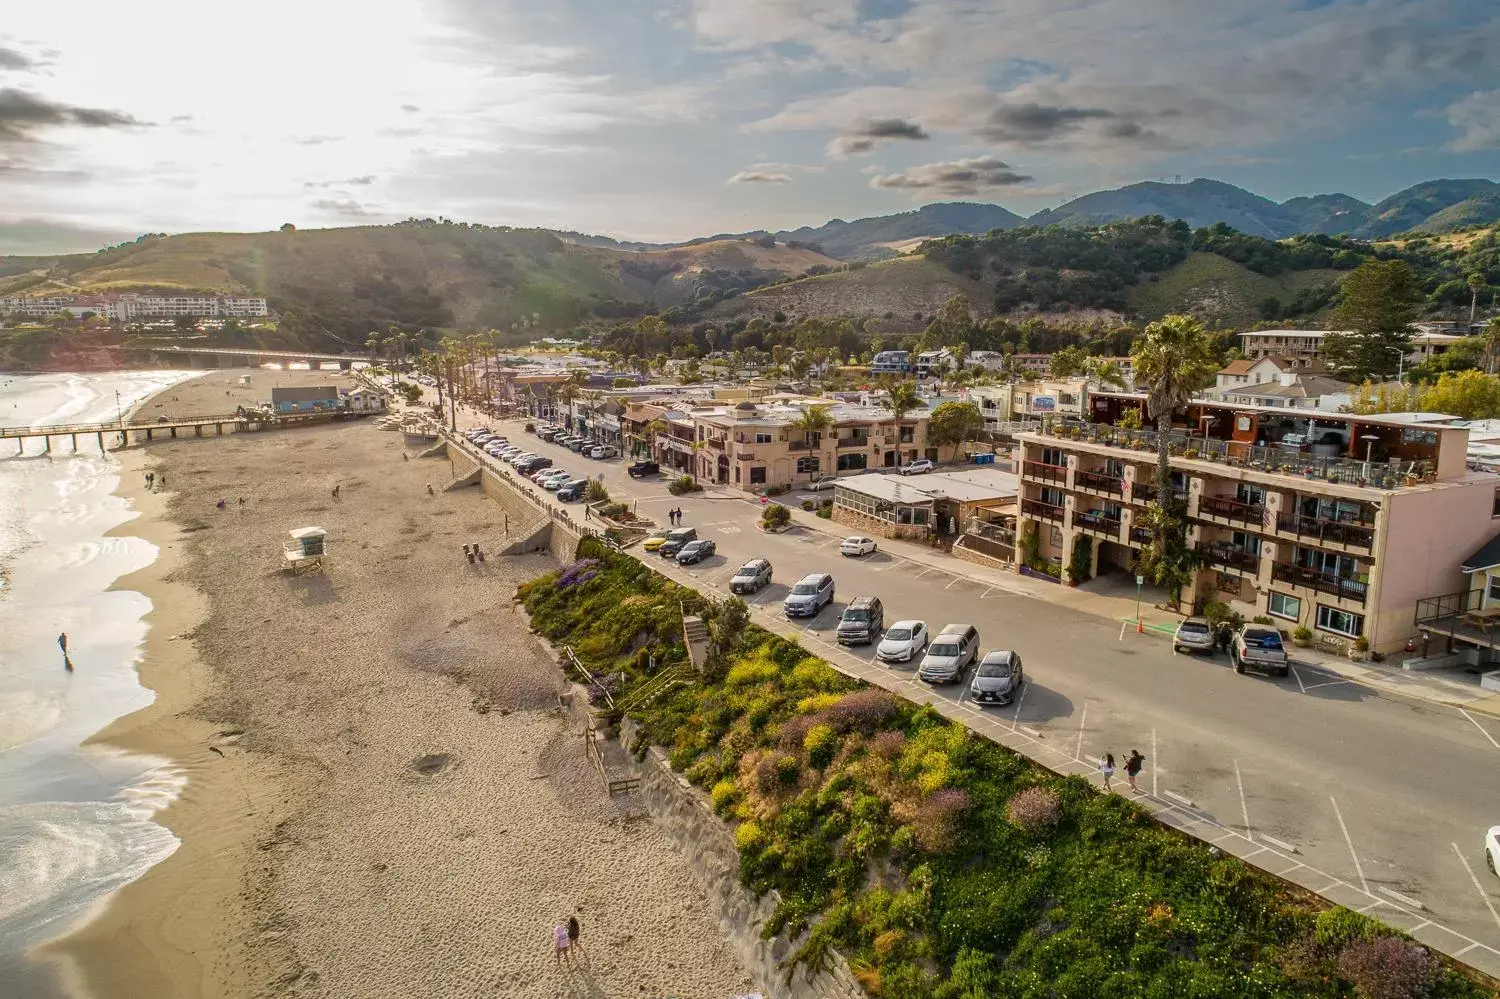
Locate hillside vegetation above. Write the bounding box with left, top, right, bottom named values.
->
left=0, top=223, right=835, bottom=343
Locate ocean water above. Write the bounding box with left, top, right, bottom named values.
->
left=0, top=371, right=199, bottom=996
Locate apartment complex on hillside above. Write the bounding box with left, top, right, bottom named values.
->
left=0, top=293, right=269, bottom=320
left=1015, top=391, right=1500, bottom=653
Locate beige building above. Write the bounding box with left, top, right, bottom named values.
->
left=1014, top=392, right=1500, bottom=654
left=690, top=401, right=933, bottom=491
left=832, top=469, right=1017, bottom=541
left=967, top=379, right=1089, bottom=433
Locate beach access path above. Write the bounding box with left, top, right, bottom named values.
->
left=54, top=371, right=753, bottom=999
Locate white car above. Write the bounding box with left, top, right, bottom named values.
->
left=589, top=445, right=618, bottom=459
left=900, top=459, right=935, bottom=476
left=535, top=468, right=567, bottom=484
left=541, top=472, right=572, bottom=490
left=839, top=535, right=878, bottom=557
left=1487, top=826, right=1500, bottom=875
left=877, top=620, right=929, bottom=663
left=806, top=476, right=839, bottom=491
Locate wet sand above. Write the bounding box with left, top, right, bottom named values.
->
left=49, top=372, right=751, bottom=998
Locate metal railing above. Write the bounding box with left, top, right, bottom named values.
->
left=1197, top=541, right=1261, bottom=572
left=1272, top=563, right=1369, bottom=604
left=964, top=519, right=1017, bottom=547
left=1130, top=526, right=1152, bottom=544
left=1031, top=423, right=1434, bottom=489
left=1197, top=494, right=1267, bottom=526
left=1023, top=460, right=1067, bottom=483
left=1415, top=590, right=1479, bottom=627
left=1075, top=468, right=1123, bottom=494
left=1022, top=499, right=1064, bottom=521
left=1275, top=515, right=1375, bottom=550
left=1075, top=510, right=1122, bottom=535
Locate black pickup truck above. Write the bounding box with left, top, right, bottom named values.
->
left=627, top=459, right=660, bottom=478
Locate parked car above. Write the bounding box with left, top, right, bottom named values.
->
left=627, top=460, right=661, bottom=477
left=1232, top=625, right=1290, bottom=677
left=675, top=539, right=717, bottom=565
left=519, top=456, right=553, bottom=473
left=1486, top=826, right=1500, bottom=875
left=568, top=438, right=593, bottom=452
left=729, top=558, right=772, bottom=594
left=919, top=623, right=981, bottom=684
left=839, top=535, right=878, bottom=557
left=970, top=650, right=1023, bottom=705
left=806, top=476, right=839, bottom=491
left=541, top=472, right=573, bottom=490
left=876, top=620, right=929, bottom=663
left=641, top=530, right=672, bottom=552
left=658, top=527, right=699, bottom=557
left=900, top=459, right=935, bottom=476
left=556, top=479, right=590, bottom=501
left=1173, top=617, right=1217, bottom=654
left=589, top=445, right=618, bottom=459
left=471, top=434, right=496, bottom=445
left=783, top=573, right=835, bottom=617
left=836, top=596, right=884, bottom=645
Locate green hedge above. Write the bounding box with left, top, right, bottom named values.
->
left=519, top=538, right=1488, bottom=999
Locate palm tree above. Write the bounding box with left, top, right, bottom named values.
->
left=1130, top=314, right=1219, bottom=516
left=1083, top=357, right=1128, bottom=390
left=880, top=379, right=924, bottom=426
left=644, top=418, right=669, bottom=460
left=791, top=403, right=835, bottom=456
left=1470, top=273, right=1487, bottom=325
left=1485, top=317, right=1500, bottom=375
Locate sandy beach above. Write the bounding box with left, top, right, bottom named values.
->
left=48, top=370, right=751, bottom=999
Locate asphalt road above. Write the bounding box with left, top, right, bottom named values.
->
left=465, top=414, right=1500, bottom=974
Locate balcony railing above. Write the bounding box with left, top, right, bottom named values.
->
left=1075, top=510, right=1122, bottom=535
left=1130, top=483, right=1187, bottom=505
left=1272, top=563, right=1369, bottom=604
left=1076, top=468, right=1123, bottom=494
left=1036, top=423, right=1436, bottom=489
left=965, top=518, right=1017, bottom=548
left=706, top=437, right=726, bottom=450
left=1197, top=541, right=1261, bottom=573
left=1276, top=515, right=1375, bottom=550
left=1197, top=494, right=1267, bottom=526
left=1022, top=499, right=1064, bottom=522
left=1130, top=526, right=1152, bottom=545
left=1023, top=460, right=1068, bottom=483
left=837, top=436, right=872, bottom=449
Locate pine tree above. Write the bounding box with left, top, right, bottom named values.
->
left=1323, top=260, right=1422, bottom=381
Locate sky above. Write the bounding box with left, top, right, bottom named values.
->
left=2, top=0, right=1499, bottom=254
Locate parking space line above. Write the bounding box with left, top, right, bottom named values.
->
left=1234, top=759, right=1252, bottom=842
left=1330, top=796, right=1371, bottom=896
left=1009, top=679, right=1029, bottom=732
left=980, top=586, right=994, bottom=599
left=1451, top=842, right=1500, bottom=933
left=1459, top=709, right=1500, bottom=750
left=1074, top=701, right=1088, bottom=763
left=944, top=577, right=961, bottom=590
left=915, top=566, right=940, bottom=578
left=1151, top=728, right=1158, bottom=797
left=1290, top=665, right=1309, bottom=695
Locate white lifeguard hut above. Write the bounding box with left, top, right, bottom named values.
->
left=282, top=526, right=327, bottom=574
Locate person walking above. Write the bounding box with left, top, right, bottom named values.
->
left=58, top=633, right=72, bottom=672
left=1099, top=753, right=1116, bottom=792
left=552, top=922, right=572, bottom=967
left=331, top=484, right=340, bottom=499
left=1124, top=749, right=1145, bottom=792
left=566, top=916, right=586, bottom=962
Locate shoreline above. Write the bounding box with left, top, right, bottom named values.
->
left=40, top=447, right=288, bottom=999
left=35, top=371, right=752, bottom=999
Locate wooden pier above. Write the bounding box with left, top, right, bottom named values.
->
left=1, top=410, right=359, bottom=455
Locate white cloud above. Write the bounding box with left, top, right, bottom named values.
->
left=1446, top=89, right=1500, bottom=152
left=727, top=170, right=791, bottom=184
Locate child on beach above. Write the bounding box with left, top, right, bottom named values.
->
left=553, top=922, right=572, bottom=966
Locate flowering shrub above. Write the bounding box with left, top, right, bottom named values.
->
left=557, top=557, right=600, bottom=589
left=910, top=788, right=970, bottom=852
left=827, top=689, right=900, bottom=732
left=710, top=779, right=738, bottom=815
left=760, top=502, right=791, bottom=530
left=796, top=692, right=842, bottom=714
left=1005, top=786, right=1062, bottom=833
left=803, top=724, right=837, bottom=769
left=1337, top=937, right=1434, bottom=999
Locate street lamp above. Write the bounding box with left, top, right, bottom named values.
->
left=1385, top=345, right=1406, bottom=385
left=114, top=389, right=123, bottom=427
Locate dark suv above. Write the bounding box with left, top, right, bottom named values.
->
left=627, top=459, right=660, bottom=477
left=837, top=596, right=884, bottom=645
left=658, top=527, right=698, bottom=556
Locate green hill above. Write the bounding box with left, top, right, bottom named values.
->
left=1125, top=252, right=1340, bottom=326
left=0, top=223, right=839, bottom=344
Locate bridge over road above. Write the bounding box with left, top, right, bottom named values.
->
left=123, top=345, right=372, bottom=369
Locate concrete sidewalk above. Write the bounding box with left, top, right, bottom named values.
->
left=773, top=500, right=1500, bottom=720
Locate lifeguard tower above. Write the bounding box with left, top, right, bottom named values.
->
left=282, top=526, right=327, bottom=574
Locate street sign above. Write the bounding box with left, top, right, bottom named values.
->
left=1136, top=575, right=1144, bottom=586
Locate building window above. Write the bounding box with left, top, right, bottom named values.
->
left=836, top=452, right=868, bottom=471
left=1316, top=605, right=1363, bottom=638
left=754, top=433, right=773, bottom=444
left=1049, top=526, right=1063, bottom=548
left=796, top=456, right=820, bottom=474
left=1217, top=572, right=1240, bottom=594
left=1268, top=592, right=1301, bottom=621
left=1492, top=486, right=1500, bottom=518
left=749, top=466, right=765, bottom=485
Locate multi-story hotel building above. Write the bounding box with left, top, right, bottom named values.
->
left=1015, top=391, right=1500, bottom=653
left=0, top=294, right=268, bottom=319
